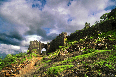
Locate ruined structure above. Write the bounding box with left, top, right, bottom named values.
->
left=47, top=32, right=67, bottom=54
left=28, top=32, right=67, bottom=55
left=28, top=40, right=48, bottom=55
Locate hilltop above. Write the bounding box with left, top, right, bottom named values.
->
left=0, top=7, right=116, bottom=77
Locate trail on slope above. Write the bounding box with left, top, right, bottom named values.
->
left=16, top=56, right=43, bottom=77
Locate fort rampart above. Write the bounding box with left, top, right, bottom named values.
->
left=28, top=32, right=67, bottom=55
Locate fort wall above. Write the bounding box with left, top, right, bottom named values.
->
left=28, top=32, right=67, bottom=55
left=47, top=32, right=67, bottom=54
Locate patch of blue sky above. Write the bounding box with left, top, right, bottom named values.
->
left=0, top=0, right=8, bottom=5
left=67, top=0, right=73, bottom=6
left=88, top=12, right=97, bottom=16
left=0, top=0, right=9, bottom=2
left=88, top=10, right=102, bottom=17
left=67, top=15, right=74, bottom=24
left=104, top=0, right=115, bottom=11
left=32, top=0, right=46, bottom=11
left=43, top=28, right=51, bottom=34
left=67, top=17, right=73, bottom=22
left=104, top=5, right=116, bottom=11
left=0, top=0, right=11, bottom=5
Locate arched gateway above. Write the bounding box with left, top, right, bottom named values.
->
left=28, top=32, right=67, bottom=55
left=28, top=40, right=49, bottom=55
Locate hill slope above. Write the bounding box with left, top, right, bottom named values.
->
left=0, top=8, right=116, bottom=77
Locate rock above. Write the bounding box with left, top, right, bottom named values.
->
left=34, top=61, right=40, bottom=66
left=43, top=57, right=49, bottom=61
left=0, top=72, right=5, bottom=77
left=11, top=69, right=19, bottom=74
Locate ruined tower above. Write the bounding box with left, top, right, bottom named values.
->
left=28, top=32, right=67, bottom=55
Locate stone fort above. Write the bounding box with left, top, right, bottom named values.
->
left=28, top=32, right=67, bottom=55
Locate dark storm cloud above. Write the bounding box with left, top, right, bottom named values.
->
left=0, top=34, right=20, bottom=45
left=24, top=26, right=58, bottom=41
left=0, top=30, right=25, bottom=45
left=9, top=31, right=24, bottom=41
left=24, top=26, right=46, bottom=36
left=41, top=33, right=58, bottom=41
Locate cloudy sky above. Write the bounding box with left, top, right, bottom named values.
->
left=0, top=0, right=115, bottom=59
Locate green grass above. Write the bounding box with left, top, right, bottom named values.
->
left=48, top=50, right=60, bottom=58
left=46, top=65, right=74, bottom=75
left=0, top=52, right=30, bottom=70
left=32, top=49, right=37, bottom=52
left=27, top=50, right=29, bottom=53
left=59, top=50, right=111, bottom=64
left=27, top=56, right=32, bottom=59
left=31, top=53, right=37, bottom=57
left=93, top=58, right=115, bottom=70
left=59, top=46, right=63, bottom=48
left=44, top=60, right=51, bottom=63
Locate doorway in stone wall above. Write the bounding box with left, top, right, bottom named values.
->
left=41, top=48, right=46, bottom=55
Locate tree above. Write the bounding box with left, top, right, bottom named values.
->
left=100, top=13, right=108, bottom=21
left=84, top=22, right=90, bottom=30
left=76, top=30, right=79, bottom=32
left=95, top=21, right=99, bottom=24
left=100, top=20, right=103, bottom=23
left=91, top=25, right=95, bottom=28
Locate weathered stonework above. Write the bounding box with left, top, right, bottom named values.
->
left=28, top=32, right=67, bottom=55
left=47, top=32, right=67, bottom=54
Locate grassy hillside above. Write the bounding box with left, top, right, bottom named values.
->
left=0, top=8, right=116, bottom=77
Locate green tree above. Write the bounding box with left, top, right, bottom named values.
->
left=91, top=25, right=95, bottom=28
left=100, top=13, right=108, bottom=21
left=84, top=22, right=90, bottom=30
left=5, top=54, right=12, bottom=58
left=100, top=20, right=103, bottom=23
left=95, top=21, right=99, bottom=24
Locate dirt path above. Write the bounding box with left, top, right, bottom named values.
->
left=16, top=56, right=43, bottom=77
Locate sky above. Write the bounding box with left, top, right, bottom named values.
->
left=0, top=0, right=115, bottom=59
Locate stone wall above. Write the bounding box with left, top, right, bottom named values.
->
left=47, top=32, right=67, bottom=54
left=28, top=32, right=67, bottom=55
left=28, top=40, right=39, bottom=53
